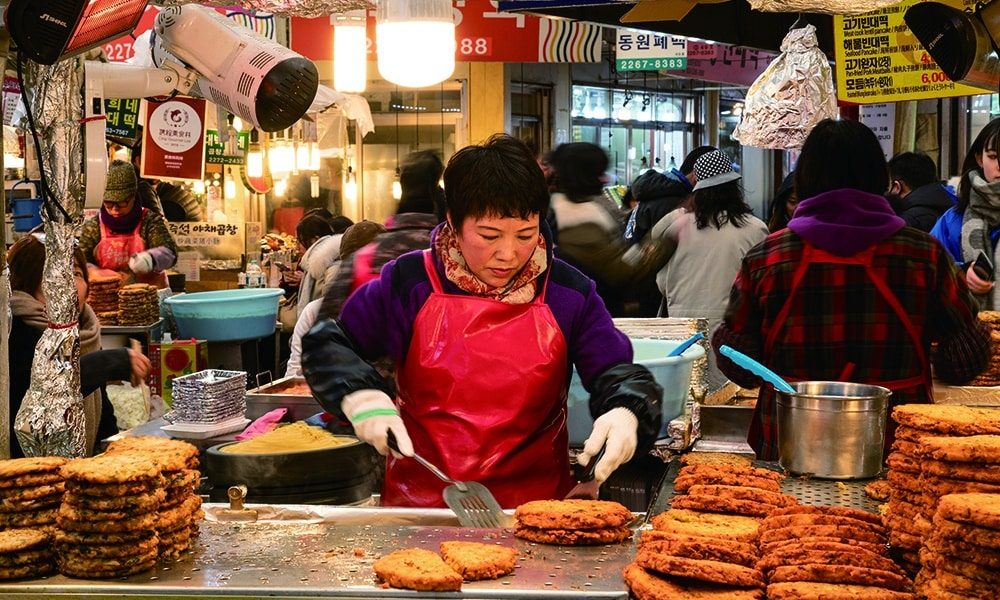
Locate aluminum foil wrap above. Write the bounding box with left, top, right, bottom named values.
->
left=748, top=0, right=899, bottom=15
left=0, top=268, right=10, bottom=459
left=158, top=0, right=371, bottom=17
left=13, top=59, right=87, bottom=458
left=731, top=25, right=838, bottom=150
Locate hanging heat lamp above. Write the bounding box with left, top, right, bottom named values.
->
left=376, top=0, right=455, bottom=88
left=332, top=10, right=368, bottom=93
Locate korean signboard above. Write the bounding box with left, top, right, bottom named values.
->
left=104, top=98, right=142, bottom=140
left=205, top=129, right=249, bottom=165
left=167, top=221, right=246, bottom=262
left=834, top=0, right=983, bottom=104
left=140, top=97, right=207, bottom=182
left=615, top=29, right=687, bottom=72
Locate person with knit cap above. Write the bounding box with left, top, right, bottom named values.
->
left=78, top=160, right=178, bottom=287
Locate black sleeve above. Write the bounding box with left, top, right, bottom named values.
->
left=588, top=363, right=663, bottom=455
left=302, top=319, right=395, bottom=419
left=80, top=348, right=132, bottom=397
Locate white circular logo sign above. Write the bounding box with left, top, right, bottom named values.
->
left=149, top=101, right=201, bottom=153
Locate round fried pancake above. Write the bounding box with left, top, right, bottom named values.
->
left=0, top=482, right=64, bottom=501
left=0, top=473, right=63, bottom=489
left=678, top=464, right=783, bottom=482
left=641, top=538, right=757, bottom=567
left=926, top=534, right=1000, bottom=569
left=59, top=502, right=159, bottom=523
left=58, top=558, right=156, bottom=579
left=921, top=546, right=1000, bottom=584
left=159, top=540, right=193, bottom=561
left=760, top=524, right=887, bottom=546
left=0, top=561, right=55, bottom=580
left=768, top=563, right=912, bottom=591
left=885, top=499, right=929, bottom=524
left=756, top=549, right=905, bottom=576
left=156, top=493, right=202, bottom=531
left=63, top=488, right=165, bottom=512
left=57, top=510, right=156, bottom=533
left=768, top=505, right=883, bottom=526
left=886, top=452, right=921, bottom=474
left=890, top=439, right=921, bottom=457
left=920, top=578, right=982, bottom=600
left=891, top=405, right=1000, bottom=435
left=936, top=493, right=1000, bottom=530
left=684, top=484, right=796, bottom=508
left=886, top=470, right=922, bottom=494
left=61, top=454, right=161, bottom=485
left=920, top=459, right=1000, bottom=484
left=763, top=536, right=888, bottom=556
left=934, top=512, right=1000, bottom=548
left=763, top=513, right=885, bottom=533
left=635, top=551, right=764, bottom=588
left=0, top=508, right=56, bottom=528
left=162, top=488, right=196, bottom=510
left=60, top=547, right=157, bottom=571
left=514, top=499, right=631, bottom=530
left=0, top=529, right=48, bottom=555
left=158, top=527, right=192, bottom=548
left=651, top=509, right=760, bottom=543
left=893, top=426, right=933, bottom=443
left=0, top=494, right=63, bottom=513
left=928, top=563, right=999, bottom=597
left=674, top=473, right=781, bottom=493
left=865, top=479, right=892, bottom=502
left=918, top=435, right=1000, bottom=463
left=762, top=540, right=889, bottom=560
left=64, top=476, right=164, bottom=498
left=438, top=541, right=516, bottom=581
left=373, top=548, right=462, bottom=592
left=680, top=452, right=755, bottom=468
left=58, top=536, right=158, bottom=560
left=639, top=530, right=759, bottom=557
left=105, top=437, right=199, bottom=470
left=513, top=524, right=631, bottom=545
left=165, top=469, right=199, bottom=490
left=54, top=529, right=154, bottom=545
left=623, top=563, right=764, bottom=600
left=0, top=549, right=52, bottom=567
left=766, top=582, right=915, bottom=600
left=0, top=457, right=67, bottom=480
left=920, top=475, right=1000, bottom=497
left=671, top=494, right=778, bottom=518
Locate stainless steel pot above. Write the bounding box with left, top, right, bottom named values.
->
left=775, top=381, right=891, bottom=479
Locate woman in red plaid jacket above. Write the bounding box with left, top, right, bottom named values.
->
left=712, top=119, right=991, bottom=460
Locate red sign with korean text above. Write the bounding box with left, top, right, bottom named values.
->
left=140, top=97, right=207, bottom=182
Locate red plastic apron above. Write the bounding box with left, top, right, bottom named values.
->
left=383, top=250, right=572, bottom=508
left=748, top=242, right=932, bottom=458
left=95, top=208, right=165, bottom=287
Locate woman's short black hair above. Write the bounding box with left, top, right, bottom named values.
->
left=693, top=181, right=754, bottom=230
left=295, top=213, right=335, bottom=248
left=794, top=119, right=888, bottom=201
left=549, top=142, right=608, bottom=201
left=443, top=134, right=549, bottom=229
left=958, top=117, right=1000, bottom=212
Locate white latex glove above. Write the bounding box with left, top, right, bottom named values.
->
left=128, top=252, right=154, bottom=275
left=578, top=407, right=639, bottom=484
left=342, top=389, right=413, bottom=457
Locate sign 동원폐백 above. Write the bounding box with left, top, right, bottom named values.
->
left=615, top=29, right=688, bottom=71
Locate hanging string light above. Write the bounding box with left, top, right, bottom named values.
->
left=246, top=128, right=264, bottom=178
left=392, top=87, right=402, bottom=200
left=376, top=0, right=455, bottom=88
left=332, top=10, right=367, bottom=93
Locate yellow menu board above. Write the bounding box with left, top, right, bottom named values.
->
left=834, top=0, right=984, bottom=104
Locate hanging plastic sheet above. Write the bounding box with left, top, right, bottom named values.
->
left=748, top=0, right=899, bottom=15
left=732, top=25, right=837, bottom=150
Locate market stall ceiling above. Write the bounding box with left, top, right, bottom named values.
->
left=156, top=0, right=372, bottom=17
left=498, top=0, right=835, bottom=55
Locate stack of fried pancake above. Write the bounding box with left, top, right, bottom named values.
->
left=0, top=457, right=67, bottom=533
left=915, top=493, right=1000, bottom=599
left=105, top=436, right=203, bottom=560
left=670, top=461, right=795, bottom=518
left=56, top=454, right=165, bottom=578
left=757, top=505, right=914, bottom=599
left=117, top=284, right=160, bottom=326
left=88, top=274, right=122, bottom=325
left=883, top=405, right=1000, bottom=572
left=513, top=499, right=633, bottom=545
left=373, top=542, right=516, bottom=591
left=0, top=529, right=55, bottom=580
left=966, top=311, right=1000, bottom=385
left=624, top=522, right=765, bottom=598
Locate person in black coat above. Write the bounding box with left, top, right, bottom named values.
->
left=887, top=151, right=956, bottom=233
left=7, top=236, right=150, bottom=458
left=625, top=146, right=716, bottom=245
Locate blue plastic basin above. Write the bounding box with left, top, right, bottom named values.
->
left=164, top=288, right=284, bottom=342
left=567, top=338, right=705, bottom=445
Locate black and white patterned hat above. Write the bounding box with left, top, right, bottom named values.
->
left=692, top=149, right=740, bottom=192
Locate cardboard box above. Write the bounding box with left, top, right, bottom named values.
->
left=148, top=339, right=209, bottom=406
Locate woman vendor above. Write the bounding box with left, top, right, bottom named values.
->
left=712, top=119, right=990, bottom=460
left=79, top=160, right=178, bottom=287
left=303, top=135, right=662, bottom=508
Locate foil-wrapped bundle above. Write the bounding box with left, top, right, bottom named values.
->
left=13, top=58, right=87, bottom=458
left=731, top=24, right=837, bottom=150
left=158, top=0, right=371, bottom=17
left=748, top=0, right=899, bottom=15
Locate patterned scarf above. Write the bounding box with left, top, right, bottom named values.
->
left=99, top=199, right=143, bottom=234
left=960, top=172, right=1000, bottom=309
left=432, top=223, right=547, bottom=304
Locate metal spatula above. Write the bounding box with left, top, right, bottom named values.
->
left=387, top=431, right=504, bottom=528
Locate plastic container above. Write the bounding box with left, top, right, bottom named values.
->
left=567, top=337, right=705, bottom=445
left=164, top=288, right=284, bottom=342
left=11, top=197, right=43, bottom=232
left=776, top=381, right=891, bottom=479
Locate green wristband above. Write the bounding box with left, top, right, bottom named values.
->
left=350, top=408, right=399, bottom=424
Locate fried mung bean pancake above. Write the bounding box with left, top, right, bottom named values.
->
left=935, top=493, right=1000, bottom=530
left=54, top=529, right=155, bottom=545
left=64, top=476, right=164, bottom=497
left=0, top=457, right=67, bottom=480
left=58, top=557, right=156, bottom=579
left=762, top=536, right=888, bottom=556
left=60, top=547, right=157, bottom=570
left=0, top=482, right=63, bottom=501
left=920, top=578, right=980, bottom=600
left=438, top=541, right=516, bottom=580
left=684, top=484, right=797, bottom=508
left=57, top=510, right=156, bottom=533
left=891, top=405, right=1000, bottom=436
left=674, top=473, right=781, bottom=493
left=105, top=436, right=198, bottom=465
left=0, top=562, right=55, bottom=580
left=635, top=551, right=764, bottom=588
left=762, top=540, right=889, bottom=559
left=925, top=534, right=1000, bottom=569
left=0, top=473, right=63, bottom=489
left=514, top=499, right=632, bottom=529
left=164, top=469, right=199, bottom=490
left=893, top=426, right=934, bottom=443
left=865, top=479, right=893, bottom=502
left=156, top=493, right=202, bottom=531
left=921, top=475, right=1000, bottom=497
left=930, top=565, right=999, bottom=597
left=639, top=530, right=760, bottom=558
left=0, top=549, right=52, bottom=567
left=920, top=546, right=1000, bottom=584
left=63, top=489, right=165, bottom=512
left=768, top=505, right=883, bottom=526
left=671, top=494, right=779, bottom=517
left=886, top=452, right=921, bottom=474
left=766, top=582, right=916, bottom=600
left=622, top=563, right=764, bottom=600
left=57, top=537, right=158, bottom=560
left=651, top=509, right=760, bottom=543
left=760, top=524, right=886, bottom=546
left=0, top=494, right=62, bottom=513
left=514, top=524, right=632, bottom=545
left=756, top=549, right=905, bottom=576
left=0, top=508, right=56, bottom=528
left=640, top=538, right=757, bottom=567
left=763, top=513, right=882, bottom=532
left=919, top=459, right=1000, bottom=484
left=918, top=435, right=1000, bottom=463
left=890, top=439, right=921, bottom=457
left=61, top=454, right=161, bottom=484
left=768, top=563, right=913, bottom=591
left=679, top=464, right=783, bottom=482
left=934, top=512, right=1000, bottom=548
left=373, top=548, right=462, bottom=592
left=680, top=452, right=755, bottom=468
left=0, top=529, right=48, bottom=554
